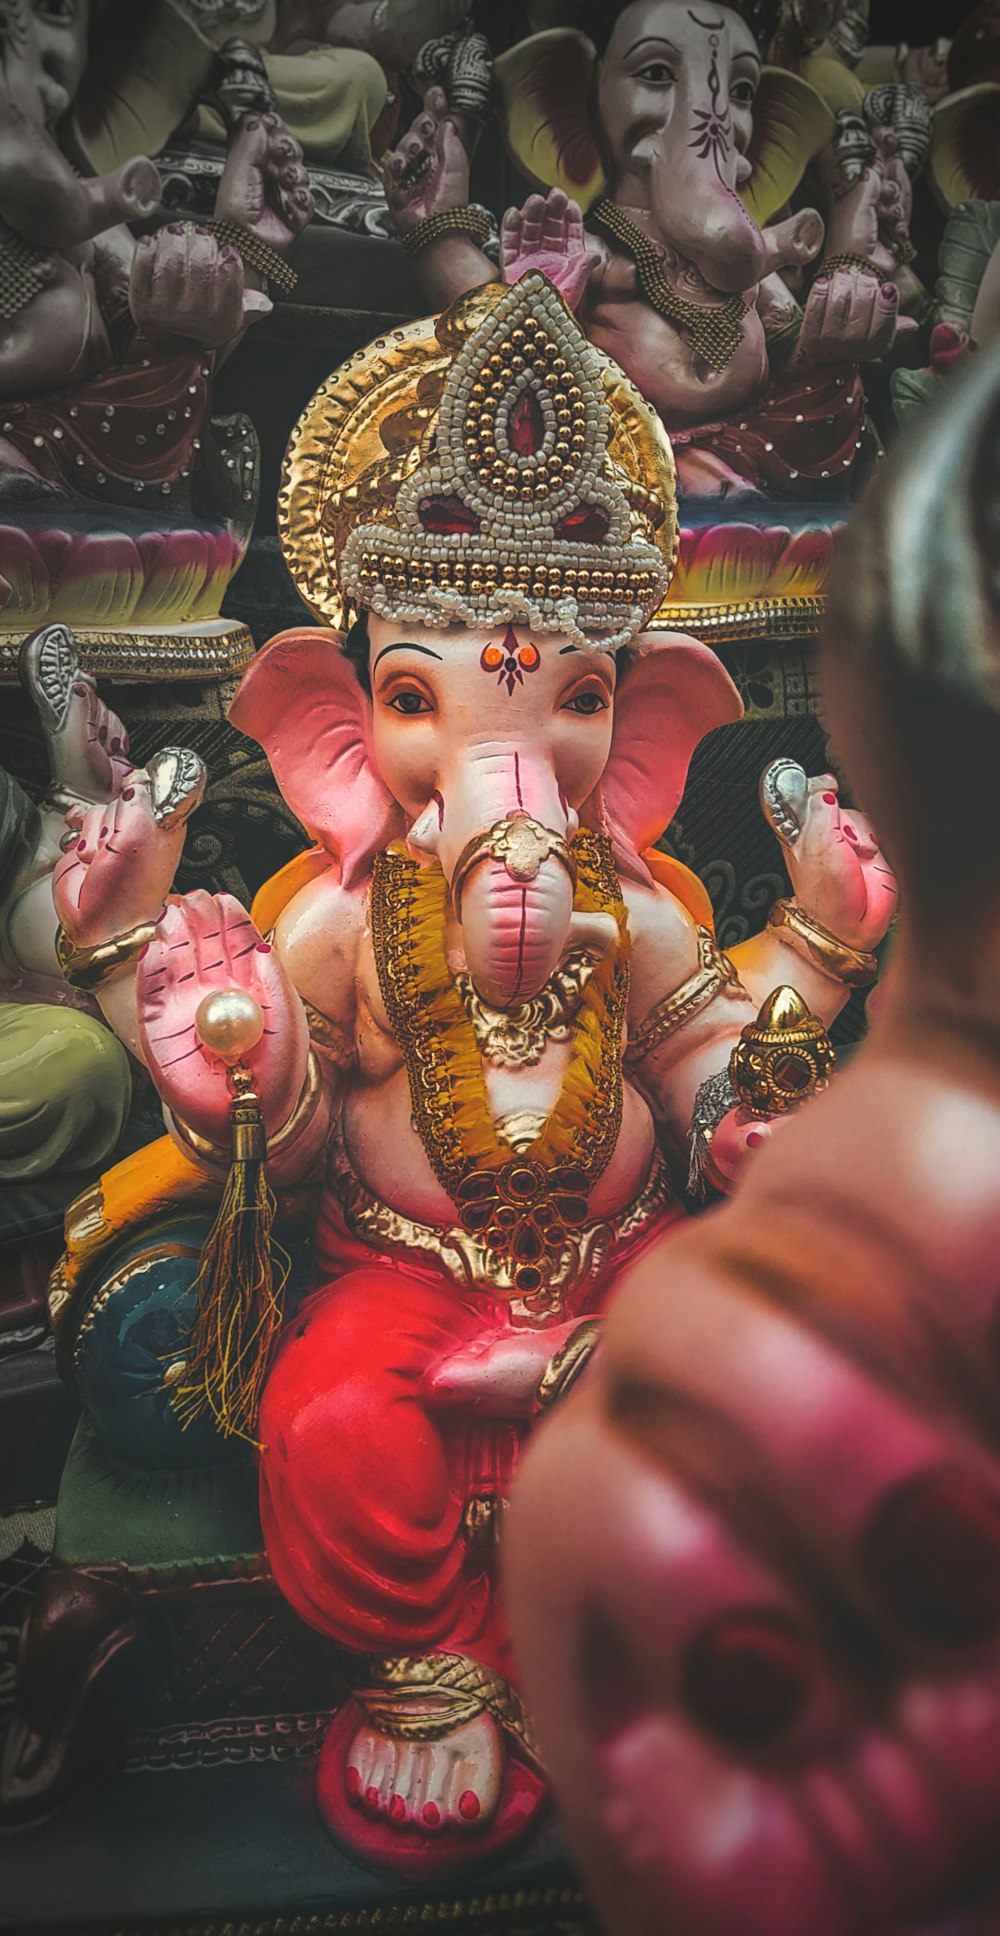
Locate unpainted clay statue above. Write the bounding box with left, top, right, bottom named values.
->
left=508, top=343, right=1000, bottom=1936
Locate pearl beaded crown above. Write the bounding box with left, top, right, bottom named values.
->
left=338, top=274, right=673, bottom=653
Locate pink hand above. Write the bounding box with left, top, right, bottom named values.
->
left=762, top=765, right=898, bottom=951
left=53, top=753, right=205, bottom=951
left=383, top=86, right=471, bottom=233
left=501, top=191, right=602, bottom=312
left=137, top=892, right=309, bottom=1146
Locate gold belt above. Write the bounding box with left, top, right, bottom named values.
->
left=324, top=1129, right=673, bottom=1323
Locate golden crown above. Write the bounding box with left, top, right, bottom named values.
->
left=279, top=274, right=679, bottom=652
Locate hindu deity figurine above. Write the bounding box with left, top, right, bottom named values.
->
left=385, top=0, right=916, bottom=501
left=23, top=272, right=896, bottom=1873
left=0, top=0, right=313, bottom=639
left=506, top=336, right=1000, bottom=1936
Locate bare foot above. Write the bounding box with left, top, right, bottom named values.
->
left=19, top=623, right=132, bottom=805
left=345, top=1709, right=504, bottom=1834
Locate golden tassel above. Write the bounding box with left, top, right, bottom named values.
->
left=170, top=1059, right=289, bottom=1447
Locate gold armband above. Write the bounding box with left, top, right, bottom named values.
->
left=817, top=252, right=889, bottom=284
left=624, top=927, right=746, bottom=1064
left=768, top=899, right=878, bottom=988
left=534, top=1319, right=602, bottom=1417
left=168, top=1048, right=323, bottom=1170
left=56, top=919, right=160, bottom=991
left=201, top=216, right=298, bottom=294
left=398, top=206, right=493, bottom=256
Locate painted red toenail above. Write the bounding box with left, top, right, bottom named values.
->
left=459, top=1790, right=480, bottom=1820
left=73, top=682, right=89, bottom=697
left=822, top=792, right=837, bottom=804
left=255, top=942, right=271, bottom=952
left=122, top=787, right=135, bottom=800
left=746, top=1130, right=765, bottom=1149
left=389, top=1795, right=406, bottom=1822
left=843, top=824, right=857, bottom=841
left=422, top=1802, right=441, bottom=1829
left=366, top=1785, right=380, bottom=1810
left=345, top=1766, right=361, bottom=1803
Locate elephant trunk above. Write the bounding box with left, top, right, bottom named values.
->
left=648, top=160, right=768, bottom=296
left=424, top=749, right=578, bottom=1009
left=458, top=856, right=576, bottom=1009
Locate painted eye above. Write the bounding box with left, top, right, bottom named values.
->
left=730, top=81, right=756, bottom=106
left=636, top=61, right=675, bottom=84
left=387, top=690, right=432, bottom=715
left=564, top=690, right=608, bottom=715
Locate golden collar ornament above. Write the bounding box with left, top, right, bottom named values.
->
left=590, top=201, right=750, bottom=373
left=370, top=830, right=630, bottom=1311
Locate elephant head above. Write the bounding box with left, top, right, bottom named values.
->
left=228, top=619, right=741, bottom=1011
left=495, top=0, right=834, bottom=295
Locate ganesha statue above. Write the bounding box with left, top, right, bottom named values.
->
left=386, top=0, right=919, bottom=511
left=0, top=0, right=312, bottom=650
left=16, top=273, right=896, bottom=1874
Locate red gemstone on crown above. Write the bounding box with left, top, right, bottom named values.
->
left=418, top=495, right=481, bottom=534
left=554, top=503, right=610, bottom=543
left=508, top=388, right=546, bottom=458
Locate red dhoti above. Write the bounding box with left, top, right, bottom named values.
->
left=258, top=1168, right=683, bottom=1679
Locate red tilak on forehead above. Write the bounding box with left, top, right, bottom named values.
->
left=480, top=627, right=542, bottom=695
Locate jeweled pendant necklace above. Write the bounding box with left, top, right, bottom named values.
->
left=370, top=833, right=630, bottom=1303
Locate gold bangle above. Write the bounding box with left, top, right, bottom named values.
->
left=168, top=1047, right=323, bottom=1168
left=625, top=927, right=746, bottom=1064
left=56, top=918, right=161, bottom=991
left=818, top=252, right=889, bottom=284
left=534, top=1319, right=602, bottom=1417
left=768, top=899, right=878, bottom=988
left=729, top=986, right=836, bottom=1120
left=452, top=814, right=576, bottom=917
left=397, top=206, right=492, bottom=255
left=201, top=217, right=298, bottom=295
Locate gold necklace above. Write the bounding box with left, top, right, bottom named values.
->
left=370, top=833, right=629, bottom=1306
left=590, top=200, right=749, bottom=372
left=455, top=947, right=597, bottom=1069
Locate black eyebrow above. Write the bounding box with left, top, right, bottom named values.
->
left=372, top=642, right=445, bottom=670
left=558, top=644, right=578, bottom=655
left=624, top=35, right=681, bottom=57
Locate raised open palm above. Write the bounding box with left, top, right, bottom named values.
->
left=137, top=891, right=309, bottom=1146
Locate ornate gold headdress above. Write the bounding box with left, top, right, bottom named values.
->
left=279, top=273, right=679, bottom=654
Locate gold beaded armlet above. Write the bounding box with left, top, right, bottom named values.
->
left=201, top=217, right=298, bottom=295
left=398, top=206, right=493, bottom=256
left=624, top=928, right=747, bottom=1065
left=817, top=252, right=889, bottom=284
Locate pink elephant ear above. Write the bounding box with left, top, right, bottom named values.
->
left=228, top=628, right=403, bottom=887
left=598, top=632, right=743, bottom=877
